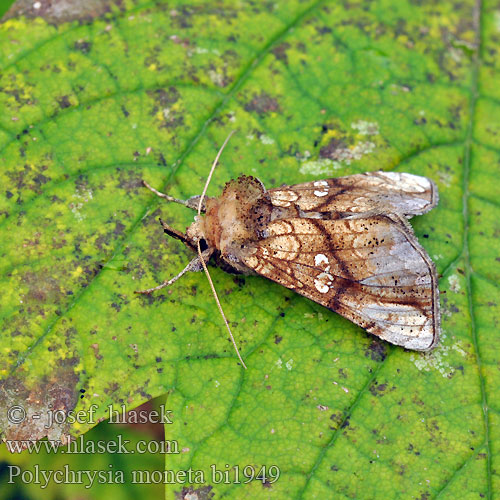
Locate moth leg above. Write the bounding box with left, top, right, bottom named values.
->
left=142, top=180, right=205, bottom=212
left=134, top=248, right=213, bottom=294
left=134, top=256, right=203, bottom=295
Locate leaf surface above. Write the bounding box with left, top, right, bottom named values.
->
left=0, top=0, right=499, bottom=498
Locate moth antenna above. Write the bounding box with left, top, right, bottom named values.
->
left=195, top=130, right=246, bottom=368
left=143, top=180, right=196, bottom=210
left=134, top=256, right=201, bottom=294
left=196, top=239, right=247, bottom=370
left=197, top=130, right=236, bottom=216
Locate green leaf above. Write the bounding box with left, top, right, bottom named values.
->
left=0, top=1, right=16, bottom=19
left=0, top=0, right=499, bottom=498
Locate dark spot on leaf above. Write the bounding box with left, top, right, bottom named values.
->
left=57, top=95, right=72, bottom=109
left=148, top=87, right=180, bottom=110
left=147, top=87, right=184, bottom=129
left=407, top=443, right=421, bottom=456
left=274, top=335, right=282, bottom=344
left=157, top=152, right=167, bottom=166
left=244, top=91, right=280, bottom=115
left=114, top=221, right=126, bottom=236
left=369, top=381, right=388, bottom=397
left=329, top=412, right=343, bottom=430
left=104, top=382, right=120, bottom=395
left=73, top=40, right=92, bottom=53
left=364, top=339, right=387, bottom=362
left=319, top=137, right=348, bottom=160
left=4, top=85, right=36, bottom=106
left=6, top=163, right=50, bottom=194
left=272, top=42, right=291, bottom=64
left=232, top=276, right=246, bottom=287
left=34, top=172, right=50, bottom=187
left=116, top=169, right=143, bottom=192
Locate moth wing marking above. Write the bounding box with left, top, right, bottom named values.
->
left=241, top=216, right=439, bottom=350
left=268, top=171, right=438, bottom=217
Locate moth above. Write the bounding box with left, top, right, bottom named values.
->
left=137, top=135, right=440, bottom=368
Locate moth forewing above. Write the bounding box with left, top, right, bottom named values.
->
left=139, top=169, right=440, bottom=364
left=269, top=171, right=438, bottom=218
left=239, top=213, right=439, bottom=351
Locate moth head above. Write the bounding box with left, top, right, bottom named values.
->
left=185, top=200, right=221, bottom=252
left=185, top=215, right=204, bottom=244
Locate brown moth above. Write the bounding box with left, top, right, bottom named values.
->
left=138, top=143, right=440, bottom=366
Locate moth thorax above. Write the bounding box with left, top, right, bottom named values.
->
left=211, top=191, right=258, bottom=254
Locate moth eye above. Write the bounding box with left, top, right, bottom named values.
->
left=199, top=238, right=208, bottom=251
